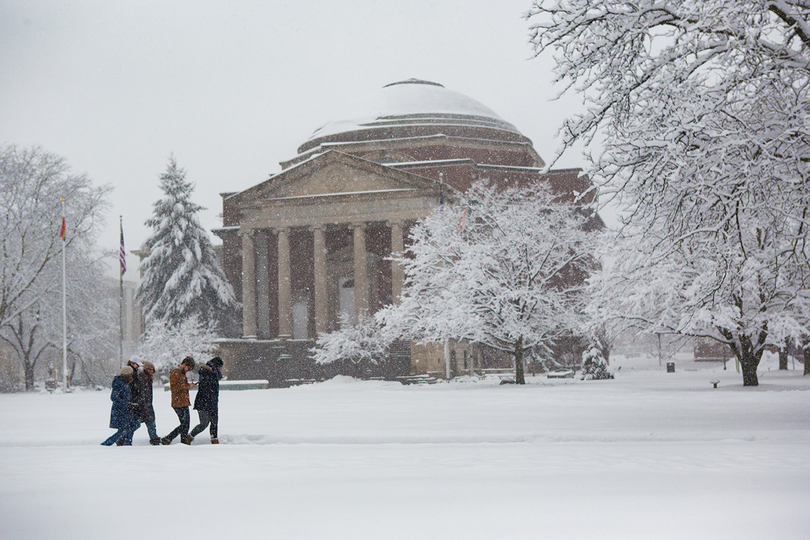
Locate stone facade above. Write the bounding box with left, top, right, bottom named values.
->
left=214, top=79, right=595, bottom=384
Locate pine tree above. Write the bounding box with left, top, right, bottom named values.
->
left=135, top=157, right=239, bottom=335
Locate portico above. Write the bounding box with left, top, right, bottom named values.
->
left=220, top=150, right=439, bottom=342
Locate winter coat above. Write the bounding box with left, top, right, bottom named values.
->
left=169, top=368, right=193, bottom=408
left=127, top=361, right=142, bottom=417
left=193, top=362, right=222, bottom=413
left=135, top=368, right=156, bottom=422
left=109, top=376, right=139, bottom=430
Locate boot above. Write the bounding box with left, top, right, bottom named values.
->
left=149, top=438, right=161, bottom=446
left=115, top=438, right=125, bottom=446
left=182, top=435, right=193, bottom=445
left=211, top=439, right=219, bottom=444
left=160, top=436, right=172, bottom=445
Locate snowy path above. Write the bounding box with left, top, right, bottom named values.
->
left=1, top=364, right=809, bottom=539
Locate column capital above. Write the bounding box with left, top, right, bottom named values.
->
left=272, top=226, right=290, bottom=236
left=239, top=228, right=257, bottom=238
left=351, top=222, right=367, bottom=231
left=308, top=224, right=325, bottom=233
left=386, top=220, right=404, bottom=229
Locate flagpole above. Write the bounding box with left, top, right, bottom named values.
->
left=439, top=172, right=444, bottom=210
left=61, top=198, right=67, bottom=392
left=119, top=216, right=124, bottom=367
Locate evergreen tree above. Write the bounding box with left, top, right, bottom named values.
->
left=135, top=157, right=238, bottom=335
left=580, top=346, right=612, bottom=380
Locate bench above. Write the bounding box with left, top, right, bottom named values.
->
left=283, top=379, right=316, bottom=387
left=547, top=369, right=575, bottom=379
left=710, top=380, right=720, bottom=389
left=163, top=379, right=270, bottom=392
left=397, top=375, right=439, bottom=385
left=221, top=380, right=270, bottom=390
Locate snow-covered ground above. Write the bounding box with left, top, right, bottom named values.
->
left=1, top=354, right=808, bottom=540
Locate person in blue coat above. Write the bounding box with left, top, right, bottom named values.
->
left=189, top=357, right=223, bottom=444
left=101, top=366, right=140, bottom=446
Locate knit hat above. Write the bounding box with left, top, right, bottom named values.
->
left=141, top=360, right=155, bottom=371
left=120, top=365, right=134, bottom=377
left=209, top=357, right=224, bottom=368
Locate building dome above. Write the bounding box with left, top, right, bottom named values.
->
left=296, top=79, right=527, bottom=156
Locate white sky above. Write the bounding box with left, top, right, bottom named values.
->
left=0, top=0, right=588, bottom=280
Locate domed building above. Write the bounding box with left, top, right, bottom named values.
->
left=214, top=79, right=596, bottom=384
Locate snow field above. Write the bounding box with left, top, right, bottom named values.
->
left=1, top=359, right=808, bottom=539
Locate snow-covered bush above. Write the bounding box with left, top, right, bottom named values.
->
left=581, top=346, right=612, bottom=380
left=310, top=316, right=391, bottom=377
left=136, top=317, right=219, bottom=376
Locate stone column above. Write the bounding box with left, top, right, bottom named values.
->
left=240, top=229, right=257, bottom=339
left=312, top=225, right=328, bottom=336
left=353, top=222, right=369, bottom=321
left=389, top=221, right=405, bottom=305
left=255, top=230, right=271, bottom=338
left=277, top=227, right=292, bottom=339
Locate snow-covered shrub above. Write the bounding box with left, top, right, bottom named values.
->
left=310, top=316, right=391, bottom=377
left=581, top=346, right=612, bottom=380
left=136, top=317, right=219, bottom=375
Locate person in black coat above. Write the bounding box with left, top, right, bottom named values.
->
left=189, top=357, right=223, bottom=444
left=101, top=366, right=140, bottom=446
left=136, top=360, right=161, bottom=445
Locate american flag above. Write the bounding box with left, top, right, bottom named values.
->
left=59, top=217, right=66, bottom=240
left=119, top=220, right=126, bottom=276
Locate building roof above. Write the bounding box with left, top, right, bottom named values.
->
left=298, top=79, right=526, bottom=156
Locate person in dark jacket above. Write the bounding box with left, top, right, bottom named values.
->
left=189, top=357, right=224, bottom=444
left=114, top=357, right=142, bottom=445
left=136, top=360, right=161, bottom=445
left=101, top=366, right=140, bottom=446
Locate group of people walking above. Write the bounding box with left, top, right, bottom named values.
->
left=101, top=355, right=224, bottom=446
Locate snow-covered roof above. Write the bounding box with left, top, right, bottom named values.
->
left=307, top=79, right=520, bottom=141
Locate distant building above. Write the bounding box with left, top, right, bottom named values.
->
left=214, top=79, right=598, bottom=384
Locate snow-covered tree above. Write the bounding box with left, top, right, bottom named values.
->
left=310, top=315, right=391, bottom=377
left=377, top=180, right=599, bottom=384
left=0, top=145, right=111, bottom=390
left=581, top=346, right=612, bottom=380
left=62, top=254, right=118, bottom=387
left=135, top=157, right=239, bottom=335
left=528, top=1, right=810, bottom=385
left=136, top=316, right=219, bottom=376
left=0, top=249, right=117, bottom=390
left=0, top=144, right=110, bottom=328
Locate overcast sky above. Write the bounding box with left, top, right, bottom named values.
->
left=1, top=0, right=589, bottom=281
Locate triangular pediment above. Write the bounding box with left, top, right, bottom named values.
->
left=231, top=151, right=438, bottom=205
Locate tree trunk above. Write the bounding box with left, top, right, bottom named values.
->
left=804, top=347, right=810, bottom=376
left=739, top=349, right=759, bottom=386
left=24, top=362, right=35, bottom=391
left=724, top=330, right=763, bottom=387
left=779, top=338, right=789, bottom=370
left=514, top=335, right=525, bottom=385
